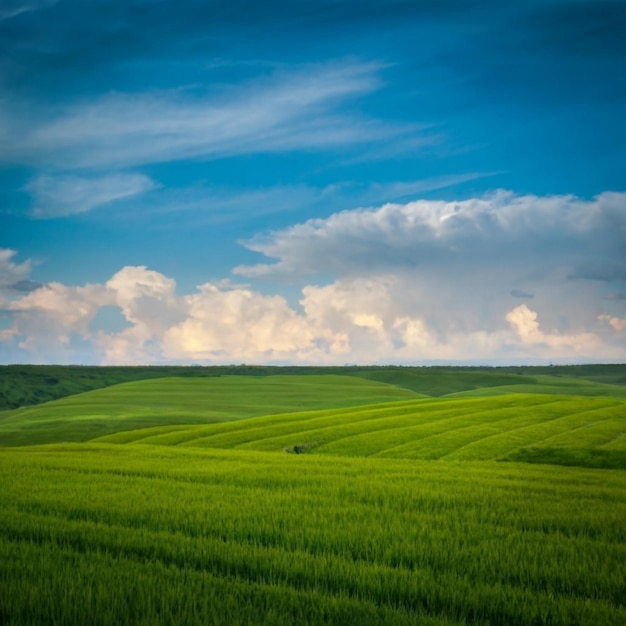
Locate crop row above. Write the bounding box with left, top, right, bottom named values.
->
left=94, top=394, right=626, bottom=468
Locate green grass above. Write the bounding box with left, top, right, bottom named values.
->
left=1, top=366, right=625, bottom=625
left=92, top=392, right=626, bottom=469
left=0, top=444, right=625, bottom=626
left=0, top=375, right=419, bottom=446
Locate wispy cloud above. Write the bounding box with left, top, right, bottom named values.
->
left=26, top=173, right=157, bottom=218
left=360, top=173, right=496, bottom=201
left=0, top=0, right=56, bottom=21
left=4, top=62, right=417, bottom=170
left=124, top=173, right=491, bottom=227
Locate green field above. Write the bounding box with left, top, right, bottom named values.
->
left=1, top=366, right=625, bottom=625
left=0, top=375, right=418, bottom=446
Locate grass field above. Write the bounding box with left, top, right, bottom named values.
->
left=0, top=375, right=419, bottom=446
left=0, top=366, right=625, bottom=625
left=91, top=393, right=626, bottom=469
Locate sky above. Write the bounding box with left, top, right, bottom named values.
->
left=1, top=0, right=625, bottom=365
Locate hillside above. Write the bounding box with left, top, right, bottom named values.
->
left=0, top=375, right=418, bottom=446
left=93, top=392, right=626, bottom=469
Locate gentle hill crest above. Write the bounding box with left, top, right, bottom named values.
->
left=0, top=375, right=418, bottom=447
left=3, top=364, right=625, bottom=410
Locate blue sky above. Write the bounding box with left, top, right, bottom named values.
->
left=1, top=0, right=625, bottom=364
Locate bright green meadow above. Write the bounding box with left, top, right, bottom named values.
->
left=1, top=365, right=625, bottom=625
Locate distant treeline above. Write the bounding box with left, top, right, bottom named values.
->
left=1, top=363, right=625, bottom=411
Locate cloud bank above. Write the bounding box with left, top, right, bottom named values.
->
left=2, top=190, right=625, bottom=365
left=2, top=265, right=623, bottom=365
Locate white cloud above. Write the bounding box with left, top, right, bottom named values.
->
left=235, top=190, right=626, bottom=280
left=4, top=63, right=416, bottom=170
left=506, top=304, right=543, bottom=343
left=3, top=184, right=626, bottom=366
left=3, top=263, right=624, bottom=365
left=6, top=282, right=111, bottom=357
left=301, top=277, right=401, bottom=355
left=99, top=266, right=187, bottom=363
left=161, top=284, right=325, bottom=362
left=26, top=173, right=156, bottom=218
left=231, top=189, right=626, bottom=357
left=506, top=304, right=605, bottom=357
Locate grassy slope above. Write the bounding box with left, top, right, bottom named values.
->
left=95, top=392, right=626, bottom=469
left=0, top=444, right=624, bottom=626
left=4, top=369, right=625, bottom=469
left=1, top=368, right=625, bottom=624
left=0, top=375, right=419, bottom=446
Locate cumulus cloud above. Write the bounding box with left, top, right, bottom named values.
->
left=26, top=173, right=157, bottom=218
left=99, top=266, right=187, bottom=363
left=301, top=277, right=401, bottom=355
left=231, top=189, right=626, bottom=355
left=3, top=261, right=624, bottom=365
left=506, top=305, right=542, bottom=343
left=235, top=190, right=626, bottom=280
left=3, top=185, right=626, bottom=366
left=6, top=282, right=111, bottom=356
left=162, top=284, right=325, bottom=362
left=506, top=304, right=606, bottom=357
left=4, top=63, right=415, bottom=170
